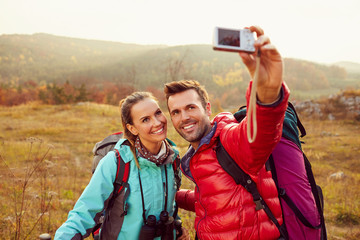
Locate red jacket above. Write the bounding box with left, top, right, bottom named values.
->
left=177, top=82, right=290, bottom=240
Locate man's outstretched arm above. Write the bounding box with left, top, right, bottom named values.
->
left=239, top=25, right=284, bottom=104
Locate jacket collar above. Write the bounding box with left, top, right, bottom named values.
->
left=181, top=122, right=217, bottom=181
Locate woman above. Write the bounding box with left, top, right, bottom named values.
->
left=55, top=92, right=188, bottom=239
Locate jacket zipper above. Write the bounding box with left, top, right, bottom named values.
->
left=195, top=185, right=207, bottom=239
left=181, top=142, right=213, bottom=238
left=189, top=150, right=207, bottom=238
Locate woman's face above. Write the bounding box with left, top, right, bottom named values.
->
left=126, top=98, right=167, bottom=153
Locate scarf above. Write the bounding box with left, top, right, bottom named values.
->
left=134, top=136, right=170, bottom=165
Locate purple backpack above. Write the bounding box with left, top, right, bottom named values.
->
left=271, top=137, right=321, bottom=240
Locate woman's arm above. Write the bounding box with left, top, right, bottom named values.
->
left=54, top=151, right=117, bottom=239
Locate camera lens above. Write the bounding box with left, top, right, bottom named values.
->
left=160, top=211, right=169, bottom=222
left=147, top=215, right=157, bottom=226
left=159, top=211, right=175, bottom=240
left=139, top=215, right=158, bottom=240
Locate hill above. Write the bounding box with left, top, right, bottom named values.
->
left=0, top=33, right=359, bottom=107
left=0, top=102, right=359, bottom=239
left=0, top=33, right=166, bottom=83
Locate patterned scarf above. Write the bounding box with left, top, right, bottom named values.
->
left=134, top=137, right=170, bottom=165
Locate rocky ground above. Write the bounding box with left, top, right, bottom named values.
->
left=294, top=90, right=360, bottom=121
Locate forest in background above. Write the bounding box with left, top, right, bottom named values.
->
left=1, top=33, right=360, bottom=107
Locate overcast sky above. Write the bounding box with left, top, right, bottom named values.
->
left=1, top=0, right=359, bottom=64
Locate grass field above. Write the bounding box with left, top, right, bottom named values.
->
left=0, top=102, right=359, bottom=239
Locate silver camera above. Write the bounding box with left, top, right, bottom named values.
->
left=213, top=27, right=255, bottom=53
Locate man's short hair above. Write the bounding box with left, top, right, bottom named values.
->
left=164, top=80, right=209, bottom=109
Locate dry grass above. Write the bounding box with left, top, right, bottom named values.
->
left=0, top=103, right=358, bottom=239
left=300, top=119, right=360, bottom=239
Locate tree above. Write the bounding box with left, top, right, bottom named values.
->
left=164, top=50, right=189, bottom=83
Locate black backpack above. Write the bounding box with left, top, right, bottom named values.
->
left=216, top=103, right=327, bottom=240
left=91, top=132, right=181, bottom=239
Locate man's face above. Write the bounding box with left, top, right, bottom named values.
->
left=167, top=89, right=212, bottom=149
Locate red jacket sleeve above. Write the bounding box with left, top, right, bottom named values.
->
left=175, top=189, right=195, bottom=212
left=220, top=81, right=290, bottom=177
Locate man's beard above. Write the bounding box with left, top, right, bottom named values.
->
left=176, top=123, right=211, bottom=145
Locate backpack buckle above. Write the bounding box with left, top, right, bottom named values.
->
left=255, top=199, right=264, bottom=211
left=279, top=188, right=286, bottom=196
left=120, top=203, right=128, bottom=217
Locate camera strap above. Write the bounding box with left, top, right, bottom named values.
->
left=164, top=166, right=168, bottom=211
left=138, top=165, right=169, bottom=223
left=247, top=49, right=261, bottom=143
left=138, top=169, right=147, bottom=222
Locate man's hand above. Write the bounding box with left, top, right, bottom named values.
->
left=239, top=26, right=283, bottom=104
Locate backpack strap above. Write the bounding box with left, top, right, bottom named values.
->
left=268, top=154, right=322, bottom=229
left=107, top=149, right=130, bottom=216
left=113, top=149, right=130, bottom=193
left=172, top=155, right=181, bottom=191
left=171, top=154, right=181, bottom=220
left=287, top=102, right=306, bottom=138
left=215, top=139, right=288, bottom=239
left=303, top=154, right=327, bottom=239
left=165, top=138, right=181, bottom=192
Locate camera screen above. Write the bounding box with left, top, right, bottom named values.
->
left=218, top=29, right=240, bottom=47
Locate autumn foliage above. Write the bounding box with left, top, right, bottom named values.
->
left=0, top=80, right=135, bottom=106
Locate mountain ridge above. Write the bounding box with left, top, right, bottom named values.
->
left=0, top=33, right=359, bottom=105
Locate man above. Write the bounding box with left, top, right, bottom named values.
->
left=164, top=26, right=290, bottom=239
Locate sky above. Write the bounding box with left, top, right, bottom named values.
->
left=1, top=0, right=359, bottom=64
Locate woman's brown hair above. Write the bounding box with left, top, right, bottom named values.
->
left=119, top=92, right=157, bottom=168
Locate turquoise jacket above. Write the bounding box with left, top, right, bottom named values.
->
left=55, top=139, right=180, bottom=240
